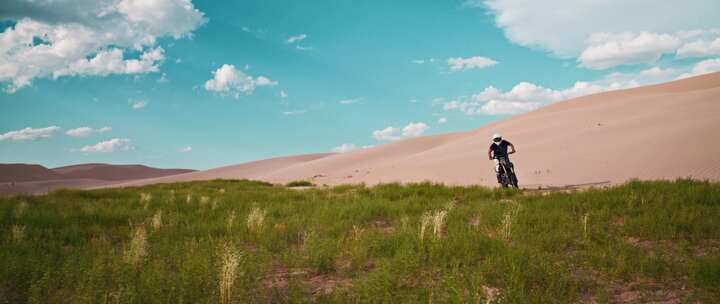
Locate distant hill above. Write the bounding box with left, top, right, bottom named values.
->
left=0, top=164, right=62, bottom=182
left=52, top=164, right=195, bottom=181
left=0, top=163, right=195, bottom=183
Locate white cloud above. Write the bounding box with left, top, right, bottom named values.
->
left=412, top=58, right=435, bottom=64
left=477, top=100, right=543, bottom=115
left=287, top=34, right=307, bottom=44
left=204, top=64, right=277, bottom=98
left=52, top=47, right=165, bottom=78
left=157, top=73, right=169, bottom=83
left=0, top=126, right=60, bottom=141
left=638, top=67, right=678, bottom=79
left=80, top=138, right=133, bottom=153
left=437, top=117, right=448, bottom=124
left=481, top=0, right=720, bottom=58
left=678, top=58, right=720, bottom=79
left=578, top=32, right=680, bottom=69
left=66, top=127, right=93, bottom=137
left=402, top=122, right=428, bottom=137
left=461, top=0, right=483, bottom=8
left=373, top=122, right=428, bottom=141
left=0, top=0, right=206, bottom=92
left=443, top=66, right=688, bottom=115
left=447, top=56, right=498, bottom=72
left=179, top=146, right=192, bottom=152
left=255, top=76, right=278, bottom=87
left=282, top=110, right=307, bottom=116
left=372, top=127, right=401, bottom=141
left=66, top=126, right=112, bottom=137
left=444, top=81, right=606, bottom=115
left=286, top=35, right=313, bottom=51
left=457, top=67, right=657, bottom=111
left=677, top=37, right=720, bottom=58
left=131, top=100, right=148, bottom=110
left=332, top=143, right=358, bottom=153
left=339, top=98, right=361, bottom=105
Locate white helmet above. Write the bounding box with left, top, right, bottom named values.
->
left=492, top=133, right=502, bottom=143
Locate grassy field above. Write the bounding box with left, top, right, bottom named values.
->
left=1, top=179, right=719, bottom=303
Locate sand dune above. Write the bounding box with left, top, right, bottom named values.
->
left=118, top=72, right=720, bottom=188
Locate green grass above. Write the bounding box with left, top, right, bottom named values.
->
left=1, top=179, right=719, bottom=303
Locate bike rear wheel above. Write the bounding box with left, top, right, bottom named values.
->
left=509, top=173, right=519, bottom=188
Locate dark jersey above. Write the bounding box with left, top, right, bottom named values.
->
left=489, top=140, right=512, bottom=159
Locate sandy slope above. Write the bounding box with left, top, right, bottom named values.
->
left=111, top=72, right=720, bottom=189
left=111, top=153, right=335, bottom=187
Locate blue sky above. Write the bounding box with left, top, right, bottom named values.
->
left=1, top=0, right=719, bottom=169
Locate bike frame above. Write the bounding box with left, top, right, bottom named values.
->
left=496, top=157, right=516, bottom=187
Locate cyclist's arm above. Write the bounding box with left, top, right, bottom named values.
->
left=508, top=143, right=516, bottom=154
left=488, top=148, right=493, bottom=160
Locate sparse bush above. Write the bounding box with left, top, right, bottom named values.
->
left=286, top=180, right=314, bottom=187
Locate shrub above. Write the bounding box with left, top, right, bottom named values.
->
left=285, top=180, right=315, bottom=187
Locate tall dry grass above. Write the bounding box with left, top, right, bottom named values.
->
left=501, top=205, right=521, bottom=241
left=420, top=210, right=447, bottom=241
left=151, top=210, right=162, bottom=231
left=226, top=211, right=236, bottom=231
left=218, top=244, right=240, bottom=304
left=14, top=201, right=27, bottom=218
left=124, top=226, right=148, bottom=266
left=11, top=225, right=25, bottom=242
left=246, top=207, right=265, bottom=232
